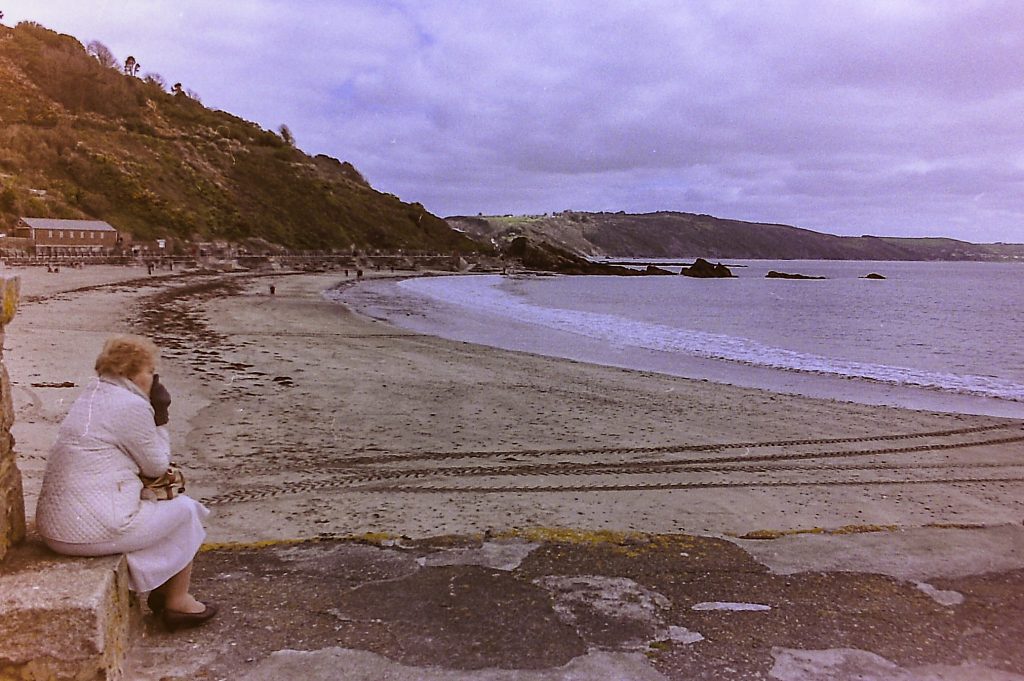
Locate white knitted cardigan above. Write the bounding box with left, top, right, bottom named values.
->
left=36, top=375, right=171, bottom=544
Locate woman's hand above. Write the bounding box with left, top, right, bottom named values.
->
left=150, top=374, right=172, bottom=426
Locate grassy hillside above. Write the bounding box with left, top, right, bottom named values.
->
left=449, top=211, right=1024, bottom=261
left=0, top=21, right=481, bottom=252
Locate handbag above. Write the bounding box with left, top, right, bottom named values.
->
left=140, top=464, right=186, bottom=500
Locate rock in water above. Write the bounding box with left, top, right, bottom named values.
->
left=503, top=236, right=642, bottom=275
left=765, top=270, right=826, bottom=280
left=681, top=258, right=734, bottom=278
left=862, top=272, right=886, bottom=279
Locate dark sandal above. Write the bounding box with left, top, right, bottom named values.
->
left=146, top=590, right=166, bottom=614
left=161, top=602, right=218, bottom=632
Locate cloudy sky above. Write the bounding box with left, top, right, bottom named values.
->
left=4, top=1, right=1024, bottom=242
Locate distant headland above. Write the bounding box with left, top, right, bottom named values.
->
left=447, top=212, right=1024, bottom=262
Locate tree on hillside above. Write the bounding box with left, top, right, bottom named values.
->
left=143, top=72, right=166, bottom=90
left=123, top=55, right=140, bottom=76
left=171, top=82, right=200, bottom=100
left=278, top=124, right=295, bottom=146
left=86, top=40, right=118, bottom=69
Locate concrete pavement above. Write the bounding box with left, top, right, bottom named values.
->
left=123, top=526, right=1024, bottom=680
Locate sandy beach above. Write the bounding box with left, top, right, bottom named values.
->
left=6, top=264, right=1023, bottom=556
left=8, top=263, right=1024, bottom=679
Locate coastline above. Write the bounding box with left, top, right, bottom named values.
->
left=7, top=266, right=1024, bottom=550
left=343, top=271, right=1024, bottom=420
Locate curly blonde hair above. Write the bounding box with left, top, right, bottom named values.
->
left=94, top=335, right=159, bottom=378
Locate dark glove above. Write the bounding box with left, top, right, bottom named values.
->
left=150, top=373, right=171, bottom=426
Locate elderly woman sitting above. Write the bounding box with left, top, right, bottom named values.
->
left=35, top=335, right=216, bottom=631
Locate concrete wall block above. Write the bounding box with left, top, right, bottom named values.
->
left=0, top=277, right=20, bottom=328
left=0, top=364, right=13, bottom=439
left=0, top=463, right=25, bottom=561
left=0, top=276, right=20, bottom=565
left=0, top=555, right=135, bottom=681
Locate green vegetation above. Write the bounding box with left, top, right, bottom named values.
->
left=0, top=21, right=482, bottom=252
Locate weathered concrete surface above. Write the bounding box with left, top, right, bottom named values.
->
left=731, top=524, right=1024, bottom=581
left=417, top=539, right=539, bottom=571
left=0, top=275, right=22, bottom=563
left=0, top=457, right=23, bottom=567
left=0, top=539, right=138, bottom=681
left=123, top=530, right=1024, bottom=680
left=239, top=648, right=670, bottom=680
left=770, top=647, right=1024, bottom=681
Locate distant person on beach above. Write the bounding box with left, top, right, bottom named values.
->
left=35, top=335, right=217, bottom=631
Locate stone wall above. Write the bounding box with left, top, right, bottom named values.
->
left=0, top=276, right=23, bottom=562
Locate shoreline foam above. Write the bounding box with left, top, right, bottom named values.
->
left=340, top=275, right=1024, bottom=420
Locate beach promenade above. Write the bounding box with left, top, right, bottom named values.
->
left=4, top=264, right=1024, bottom=679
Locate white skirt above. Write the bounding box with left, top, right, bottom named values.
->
left=43, top=495, right=210, bottom=592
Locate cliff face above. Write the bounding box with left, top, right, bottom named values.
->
left=0, top=22, right=481, bottom=252
left=448, top=212, right=1024, bottom=261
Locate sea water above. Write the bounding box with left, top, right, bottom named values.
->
left=335, top=260, right=1024, bottom=419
